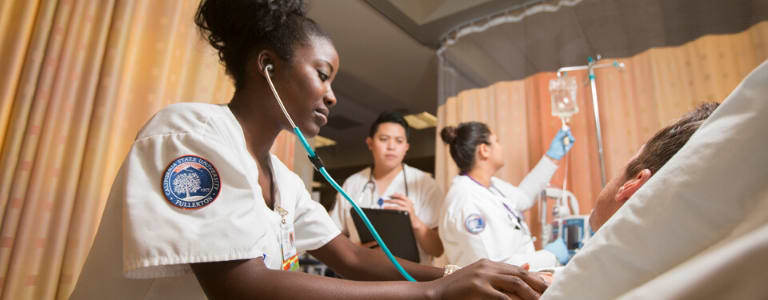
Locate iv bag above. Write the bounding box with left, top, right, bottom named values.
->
left=549, top=76, right=579, bottom=118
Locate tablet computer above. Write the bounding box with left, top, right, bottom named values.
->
left=350, top=207, right=420, bottom=263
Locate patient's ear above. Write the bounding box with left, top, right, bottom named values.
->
left=615, top=169, right=652, bottom=203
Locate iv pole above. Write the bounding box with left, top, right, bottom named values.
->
left=556, top=55, right=625, bottom=187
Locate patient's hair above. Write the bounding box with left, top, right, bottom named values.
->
left=440, top=122, right=491, bottom=173
left=624, top=102, right=719, bottom=180
left=369, top=112, right=411, bottom=140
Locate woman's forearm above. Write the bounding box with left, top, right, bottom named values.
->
left=413, top=223, right=444, bottom=257
left=309, top=235, right=443, bottom=281
left=192, top=259, right=435, bottom=300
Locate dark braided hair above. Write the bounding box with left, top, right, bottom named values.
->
left=194, top=0, right=329, bottom=89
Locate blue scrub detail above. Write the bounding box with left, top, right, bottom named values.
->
left=162, top=155, right=221, bottom=209
left=465, top=214, right=486, bottom=234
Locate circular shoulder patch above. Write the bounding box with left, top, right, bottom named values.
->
left=464, top=214, right=486, bottom=234
left=162, top=155, right=221, bottom=209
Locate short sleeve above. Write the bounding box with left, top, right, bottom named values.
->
left=328, top=180, right=352, bottom=234
left=441, top=198, right=493, bottom=267
left=415, top=176, right=443, bottom=229
left=121, top=132, right=279, bottom=278
left=291, top=179, right=342, bottom=252
left=441, top=188, right=555, bottom=269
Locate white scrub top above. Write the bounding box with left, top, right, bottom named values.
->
left=70, top=103, right=340, bottom=300
left=439, top=157, right=559, bottom=269
left=328, top=164, right=443, bottom=264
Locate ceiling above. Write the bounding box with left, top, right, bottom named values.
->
left=307, top=0, right=768, bottom=170
left=307, top=0, right=542, bottom=169
left=438, top=0, right=768, bottom=101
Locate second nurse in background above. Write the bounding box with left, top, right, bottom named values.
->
left=439, top=122, right=574, bottom=269
left=329, top=112, right=444, bottom=265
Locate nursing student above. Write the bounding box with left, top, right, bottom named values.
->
left=439, top=122, right=574, bottom=270
left=329, top=112, right=444, bottom=265
left=69, top=0, right=548, bottom=299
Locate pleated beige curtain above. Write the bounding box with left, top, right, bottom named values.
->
left=436, top=21, right=768, bottom=248
left=0, top=1, right=295, bottom=299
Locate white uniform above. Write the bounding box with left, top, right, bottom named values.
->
left=439, top=157, right=559, bottom=269
left=70, top=103, right=340, bottom=300
left=328, top=164, right=443, bottom=264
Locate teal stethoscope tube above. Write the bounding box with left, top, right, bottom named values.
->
left=295, top=128, right=417, bottom=282
left=266, top=65, right=416, bottom=281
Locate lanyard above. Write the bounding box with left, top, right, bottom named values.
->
left=463, top=174, right=504, bottom=197
left=502, top=202, right=529, bottom=232
left=465, top=174, right=529, bottom=234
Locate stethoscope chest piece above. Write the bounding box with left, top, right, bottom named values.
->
left=362, top=164, right=409, bottom=207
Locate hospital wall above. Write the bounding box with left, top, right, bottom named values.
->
left=435, top=21, right=768, bottom=248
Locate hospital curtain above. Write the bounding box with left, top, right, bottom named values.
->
left=0, top=1, right=296, bottom=299
left=435, top=21, right=768, bottom=247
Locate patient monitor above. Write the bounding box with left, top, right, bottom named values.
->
left=540, top=187, right=592, bottom=259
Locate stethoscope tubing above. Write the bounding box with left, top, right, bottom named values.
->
left=265, top=66, right=416, bottom=281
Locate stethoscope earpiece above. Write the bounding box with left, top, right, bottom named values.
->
left=260, top=55, right=416, bottom=282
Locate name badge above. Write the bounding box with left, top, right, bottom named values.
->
left=277, top=207, right=299, bottom=271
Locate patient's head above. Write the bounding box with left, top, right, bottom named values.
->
left=589, top=102, right=719, bottom=231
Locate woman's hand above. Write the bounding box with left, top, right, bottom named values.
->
left=383, top=193, right=445, bottom=256
left=426, top=259, right=548, bottom=300
left=383, top=193, right=420, bottom=226
left=545, top=128, right=575, bottom=160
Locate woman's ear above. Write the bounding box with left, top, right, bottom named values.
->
left=256, top=50, right=277, bottom=77
left=477, top=143, right=490, bottom=160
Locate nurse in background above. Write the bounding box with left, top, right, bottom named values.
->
left=70, top=1, right=549, bottom=298
left=438, top=122, right=574, bottom=269
left=329, top=112, right=444, bottom=265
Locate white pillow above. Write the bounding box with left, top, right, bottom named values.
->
left=542, top=59, right=768, bottom=300
left=618, top=222, right=768, bottom=299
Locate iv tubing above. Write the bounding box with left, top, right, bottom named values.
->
left=264, top=65, right=416, bottom=281
left=555, top=57, right=624, bottom=187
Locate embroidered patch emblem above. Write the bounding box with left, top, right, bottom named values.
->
left=162, top=155, right=221, bottom=209
left=464, top=214, right=486, bottom=234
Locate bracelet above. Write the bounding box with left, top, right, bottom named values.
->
left=443, top=265, right=460, bottom=277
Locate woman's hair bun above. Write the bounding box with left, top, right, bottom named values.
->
left=195, top=0, right=306, bottom=53
left=194, top=0, right=316, bottom=89
left=440, top=126, right=458, bottom=144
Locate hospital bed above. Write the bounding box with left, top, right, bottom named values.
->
left=541, top=59, right=768, bottom=299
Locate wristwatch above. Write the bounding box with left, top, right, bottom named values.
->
left=443, top=264, right=460, bottom=277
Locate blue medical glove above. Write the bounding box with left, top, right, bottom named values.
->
left=546, top=128, right=575, bottom=160
left=544, top=238, right=572, bottom=265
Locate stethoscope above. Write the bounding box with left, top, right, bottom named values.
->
left=464, top=174, right=530, bottom=236
left=361, top=164, right=409, bottom=207
left=264, top=64, right=416, bottom=281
